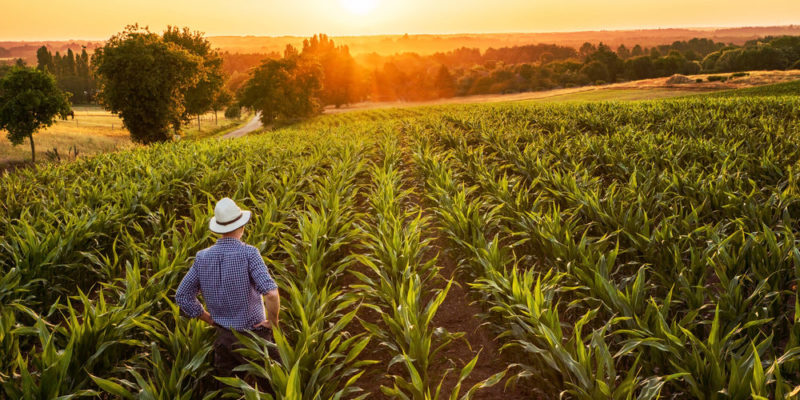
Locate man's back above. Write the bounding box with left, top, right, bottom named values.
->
left=176, top=237, right=277, bottom=330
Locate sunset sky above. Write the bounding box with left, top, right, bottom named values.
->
left=2, top=0, right=800, bottom=40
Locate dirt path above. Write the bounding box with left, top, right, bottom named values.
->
left=220, top=113, right=262, bottom=139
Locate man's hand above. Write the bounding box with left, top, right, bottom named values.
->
left=253, top=320, right=273, bottom=330
left=199, top=310, right=215, bottom=326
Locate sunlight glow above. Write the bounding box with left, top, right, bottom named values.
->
left=340, top=0, right=379, bottom=16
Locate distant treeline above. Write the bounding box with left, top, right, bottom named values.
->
left=222, top=35, right=800, bottom=104
left=35, top=47, right=96, bottom=104
left=7, top=33, right=800, bottom=108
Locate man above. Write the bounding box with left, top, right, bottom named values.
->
left=176, top=197, right=281, bottom=389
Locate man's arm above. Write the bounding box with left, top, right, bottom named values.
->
left=175, top=263, right=215, bottom=326
left=248, top=248, right=280, bottom=328
left=264, top=289, right=280, bottom=327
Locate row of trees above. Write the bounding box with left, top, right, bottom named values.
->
left=702, top=36, right=800, bottom=72
left=0, top=25, right=236, bottom=164
left=226, top=35, right=800, bottom=105
left=36, top=47, right=96, bottom=103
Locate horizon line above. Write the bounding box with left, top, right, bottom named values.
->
left=1, top=23, right=798, bottom=43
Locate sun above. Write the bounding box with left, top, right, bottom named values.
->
left=340, top=0, right=379, bottom=16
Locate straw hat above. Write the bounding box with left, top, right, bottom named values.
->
left=209, top=197, right=251, bottom=233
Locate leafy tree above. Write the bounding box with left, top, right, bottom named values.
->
left=616, top=44, right=631, bottom=59
left=92, top=25, right=202, bottom=143
left=714, top=46, right=789, bottom=72
left=237, top=56, right=322, bottom=125
left=623, top=56, right=655, bottom=80
left=0, top=67, right=70, bottom=163
left=301, top=34, right=359, bottom=108
left=434, top=65, right=456, bottom=98
left=224, top=104, right=241, bottom=120
left=585, top=43, right=622, bottom=82
left=211, top=89, right=232, bottom=124
left=36, top=46, right=54, bottom=73
left=579, top=42, right=597, bottom=59
left=650, top=48, right=661, bottom=58
left=163, top=26, right=225, bottom=130
left=580, top=60, right=609, bottom=83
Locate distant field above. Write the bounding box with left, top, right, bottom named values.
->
left=0, top=106, right=248, bottom=164
left=521, top=88, right=711, bottom=103
left=702, top=79, right=800, bottom=97
left=3, top=73, right=796, bottom=165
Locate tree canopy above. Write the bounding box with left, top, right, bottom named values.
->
left=163, top=26, right=225, bottom=129
left=92, top=25, right=202, bottom=144
left=237, top=55, right=322, bottom=126
left=0, top=67, right=70, bottom=163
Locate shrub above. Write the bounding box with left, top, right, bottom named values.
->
left=707, top=75, right=728, bottom=82
left=224, top=105, right=241, bottom=119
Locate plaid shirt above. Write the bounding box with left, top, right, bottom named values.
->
left=176, top=237, right=278, bottom=330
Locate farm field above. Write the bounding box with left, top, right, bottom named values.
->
left=0, top=106, right=250, bottom=166
left=2, top=85, right=800, bottom=399
left=3, top=70, right=795, bottom=168
left=324, top=70, right=800, bottom=114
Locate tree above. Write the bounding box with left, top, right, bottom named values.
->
left=616, top=44, right=631, bottom=59
left=92, top=25, right=202, bottom=143
left=237, top=56, right=322, bottom=125
left=0, top=67, right=70, bottom=163
left=301, top=34, right=360, bottom=107
left=434, top=65, right=456, bottom=98
left=163, top=26, right=225, bottom=130
left=585, top=43, right=622, bottom=82
left=211, top=89, right=232, bottom=124
left=579, top=42, right=597, bottom=59
left=624, top=56, right=655, bottom=80
left=580, top=60, right=609, bottom=83
left=36, top=46, right=54, bottom=73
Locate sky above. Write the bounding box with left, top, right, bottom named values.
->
left=2, top=0, right=800, bottom=40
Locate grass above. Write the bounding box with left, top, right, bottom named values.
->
left=0, top=106, right=251, bottom=164
left=700, top=79, right=800, bottom=98
left=522, top=87, right=718, bottom=103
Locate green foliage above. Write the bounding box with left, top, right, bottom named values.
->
left=92, top=25, right=203, bottom=143
left=36, top=46, right=95, bottom=104
left=704, top=79, right=800, bottom=97
left=163, top=26, right=225, bottom=124
left=224, top=104, right=242, bottom=119
left=4, top=94, right=800, bottom=399
left=0, top=66, right=70, bottom=162
left=237, top=56, right=323, bottom=126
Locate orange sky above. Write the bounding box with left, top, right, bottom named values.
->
left=2, top=0, right=800, bottom=40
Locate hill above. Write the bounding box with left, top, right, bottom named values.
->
left=3, top=25, right=800, bottom=64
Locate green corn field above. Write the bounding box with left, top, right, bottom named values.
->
left=3, top=92, right=800, bottom=399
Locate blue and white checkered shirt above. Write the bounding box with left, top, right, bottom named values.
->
left=176, top=237, right=278, bottom=330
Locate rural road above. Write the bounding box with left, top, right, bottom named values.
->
left=221, top=113, right=262, bottom=139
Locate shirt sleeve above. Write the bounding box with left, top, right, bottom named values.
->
left=248, top=247, right=278, bottom=294
left=175, top=261, right=204, bottom=318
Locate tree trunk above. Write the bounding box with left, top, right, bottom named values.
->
left=214, top=110, right=218, bottom=125
left=197, top=115, right=201, bottom=131
left=29, top=135, right=36, bottom=164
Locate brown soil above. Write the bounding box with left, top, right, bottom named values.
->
left=427, top=236, right=532, bottom=399
left=349, top=143, right=533, bottom=399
